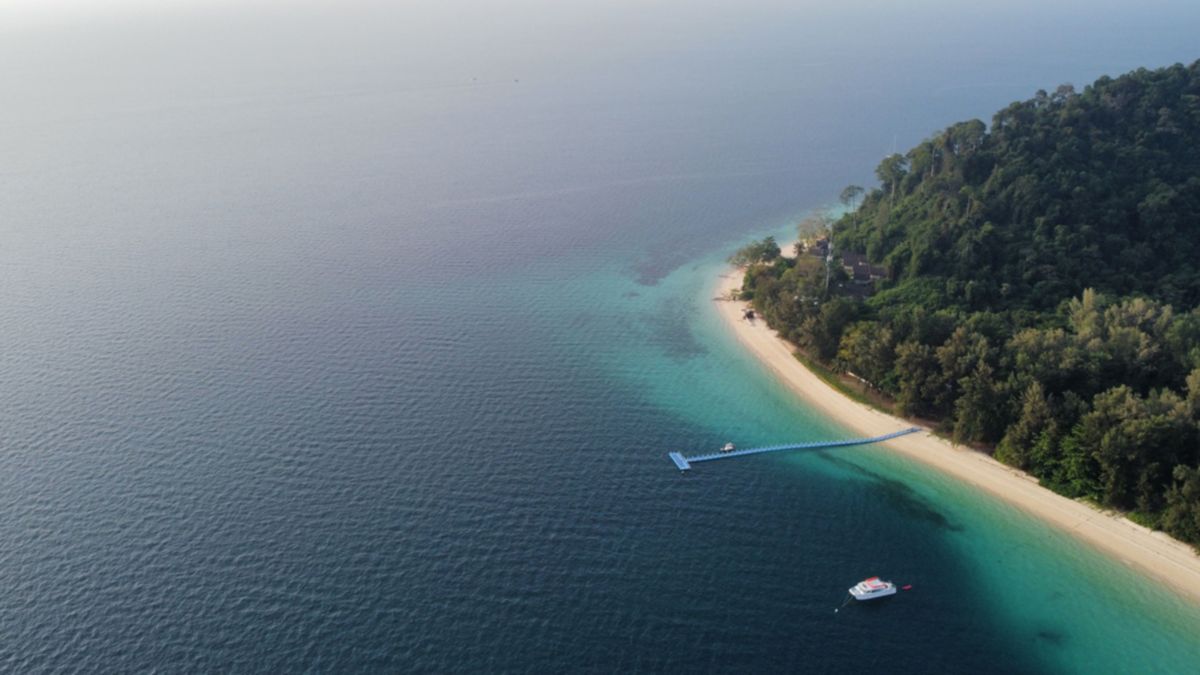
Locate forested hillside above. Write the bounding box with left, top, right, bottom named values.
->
left=743, top=61, right=1200, bottom=547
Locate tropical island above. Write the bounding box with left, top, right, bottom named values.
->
left=731, top=60, right=1200, bottom=554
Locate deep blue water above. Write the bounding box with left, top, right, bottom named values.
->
left=2, top=1, right=1200, bottom=671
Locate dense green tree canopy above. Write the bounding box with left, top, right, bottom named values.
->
left=837, top=62, right=1200, bottom=311
left=728, top=236, right=781, bottom=267
left=742, top=61, right=1200, bottom=549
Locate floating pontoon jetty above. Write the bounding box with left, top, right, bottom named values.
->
left=668, top=427, right=922, bottom=471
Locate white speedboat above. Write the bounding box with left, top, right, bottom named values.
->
left=721, top=442, right=735, bottom=453
left=849, top=576, right=896, bottom=601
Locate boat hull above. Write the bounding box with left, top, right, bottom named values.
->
left=849, top=586, right=897, bottom=601
left=848, top=577, right=897, bottom=601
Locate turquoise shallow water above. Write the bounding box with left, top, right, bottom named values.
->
left=585, top=240, right=1200, bottom=673
left=489, top=220, right=1200, bottom=670
left=2, top=1, right=1200, bottom=671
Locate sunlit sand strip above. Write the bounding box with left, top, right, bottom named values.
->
left=714, top=256, right=1200, bottom=605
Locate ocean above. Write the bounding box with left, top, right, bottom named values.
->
left=2, top=1, right=1199, bottom=671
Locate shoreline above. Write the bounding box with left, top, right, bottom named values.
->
left=713, top=260, right=1200, bottom=606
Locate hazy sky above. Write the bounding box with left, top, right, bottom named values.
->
left=3, top=0, right=1197, bottom=131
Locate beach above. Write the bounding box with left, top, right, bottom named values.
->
left=715, top=259, right=1200, bottom=605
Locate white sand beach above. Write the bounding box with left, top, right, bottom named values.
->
left=715, top=256, right=1200, bottom=605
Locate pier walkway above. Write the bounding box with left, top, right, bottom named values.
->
left=668, top=427, right=922, bottom=471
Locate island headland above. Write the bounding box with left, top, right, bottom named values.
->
left=718, top=60, right=1200, bottom=603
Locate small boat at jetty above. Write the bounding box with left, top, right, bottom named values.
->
left=721, top=442, right=735, bottom=453
left=849, top=576, right=897, bottom=601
